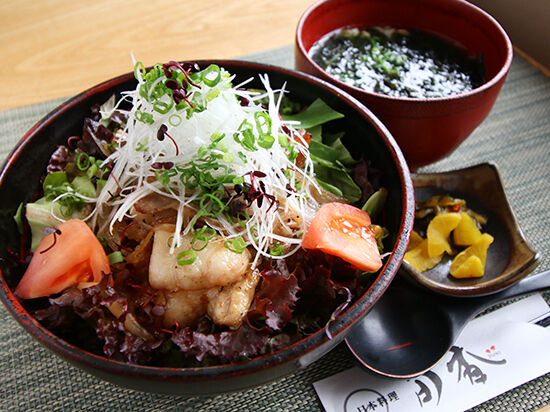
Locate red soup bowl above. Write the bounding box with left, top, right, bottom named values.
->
left=295, top=0, right=513, bottom=170
left=0, top=60, right=414, bottom=395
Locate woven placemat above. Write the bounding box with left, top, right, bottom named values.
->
left=1, top=46, right=549, bottom=412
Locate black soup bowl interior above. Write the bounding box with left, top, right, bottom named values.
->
left=0, top=60, right=413, bottom=395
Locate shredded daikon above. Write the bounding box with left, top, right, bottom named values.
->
left=90, top=62, right=321, bottom=266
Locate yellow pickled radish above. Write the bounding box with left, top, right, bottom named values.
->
left=404, top=239, right=443, bottom=272
left=450, top=233, right=494, bottom=278
left=449, top=255, right=483, bottom=278
left=426, top=212, right=461, bottom=258
left=453, top=212, right=482, bottom=246
left=408, top=230, right=423, bottom=250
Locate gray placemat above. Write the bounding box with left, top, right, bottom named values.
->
left=1, top=46, right=549, bottom=412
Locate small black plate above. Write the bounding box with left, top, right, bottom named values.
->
left=401, top=162, right=539, bottom=296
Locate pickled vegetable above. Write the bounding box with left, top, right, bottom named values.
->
left=405, top=195, right=493, bottom=278
left=426, top=212, right=461, bottom=258
left=450, top=233, right=494, bottom=278
left=408, top=229, right=423, bottom=250
left=404, top=238, right=442, bottom=272
left=453, top=212, right=483, bottom=246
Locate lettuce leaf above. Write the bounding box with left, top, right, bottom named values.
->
left=314, top=161, right=362, bottom=202
left=282, top=98, right=344, bottom=129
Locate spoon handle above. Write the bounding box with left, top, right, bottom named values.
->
left=481, top=270, right=550, bottom=308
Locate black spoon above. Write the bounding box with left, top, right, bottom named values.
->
left=345, top=269, right=550, bottom=378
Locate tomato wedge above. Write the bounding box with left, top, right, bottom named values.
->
left=301, top=202, right=383, bottom=272
left=15, top=219, right=110, bottom=299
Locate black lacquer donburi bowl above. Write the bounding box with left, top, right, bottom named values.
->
left=0, top=60, right=414, bottom=395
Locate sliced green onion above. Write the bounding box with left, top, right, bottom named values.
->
left=177, top=250, right=197, bottom=265
left=199, top=193, right=225, bottom=216
left=257, top=134, right=275, bottom=149
left=240, top=129, right=257, bottom=151
left=193, top=225, right=216, bottom=240
left=108, top=251, right=125, bottom=264
left=188, top=210, right=216, bottom=233
left=234, top=120, right=258, bottom=151
left=134, top=61, right=146, bottom=79
left=287, top=146, right=299, bottom=162
left=176, top=100, right=189, bottom=112
left=224, top=236, right=248, bottom=254
left=201, top=64, right=221, bottom=87
left=86, top=163, right=99, bottom=178
left=136, top=137, right=149, bottom=151
left=153, top=100, right=174, bottom=114
left=191, top=240, right=208, bottom=252
left=154, top=170, right=172, bottom=191
left=206, top=88, right=220, bottom=101
left=269, top=243, right=285, bottom=256
left=191, top=226, right=217, bottom=251
left=238, top=151, right=248, bottom=163
left=197, top=144, right=209, bottom=159
left=278, top=133, right=289, bottom=148
left=169, top=114, right=182, bottom=126
left=210, top=132, right=225, bottom=144
left=75, top=152, right=92, bottom=171
left=223, top=152, right=234, bottom=163
left=254, top=111, right=272, bottom=134
left=135, top=110, right=154, bottom=124
left=232, top=176, right=244, bottom=185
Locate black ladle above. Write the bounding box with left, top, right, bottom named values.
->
left=345, top=269, right=550, bottom=378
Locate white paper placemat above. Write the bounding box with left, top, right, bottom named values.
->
left=314, top=294, right=550, bottom=412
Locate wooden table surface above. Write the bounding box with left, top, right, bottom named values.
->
left=0, top=0, right=315, bottom=111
